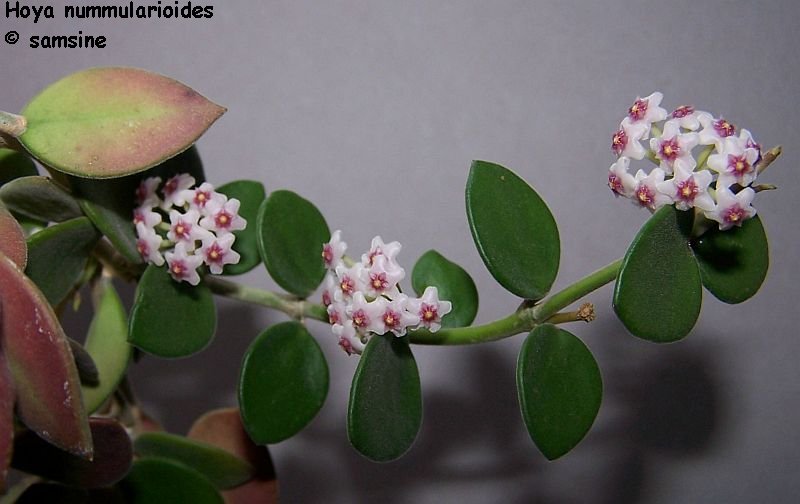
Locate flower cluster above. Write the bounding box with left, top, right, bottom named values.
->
left=133, top=174, right=246, bottom=285
left=608, top=92, right=765, bottom=230
left=321, top=232, right=452, bottom=355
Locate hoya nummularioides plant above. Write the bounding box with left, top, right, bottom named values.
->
left=0, top=67, right=787, bottom=498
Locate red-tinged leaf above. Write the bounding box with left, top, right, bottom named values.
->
left=12, top=417, right=132, bottom=488
left=20, top=67, right=225, bottom=179
left=188, top=408, right=277, bottom=504
left=0, top=253, right=92, bottom=458
left=0, top=348, right=15, bottom=493
left=0, top=202, right=26, bottom=269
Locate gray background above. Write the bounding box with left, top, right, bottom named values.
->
left=3, top=1, right=799, bottom=502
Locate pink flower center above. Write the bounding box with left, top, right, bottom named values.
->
left=133, top=209, right=144, bottom=225
left=366, top=248, right=380, bottom=266
left=675, top=177, right=698, bottom=202
left=322, top=290, right=332, bottom=307
left=636, top=184, right=655, bottom=207
left=383, top=309, right=401, bottom=329
left=328, top=309, right=341, bottom=325
left=135, top=183, right=149, bottom=204
left=136, top=239, right=150, bottom=258
left=352, top=309, right=369, bottom=329
left=215, top=211, right=232, bottom=229
left=173, top=221, right=191, bottom=240
left=608, top=173, right=624, bottom=195
left=163, top=177, right=179, bottom=197
left=340, top=276, right=355, bottom=296
left=671, top=105, right=694, bottom=118
left=420, top=303, right=438, bottom=323
left=339, top=337, right=354, bottom=355
left=659, top=138, right=680, bottom=161
left=370, top=272, right=389, bottom=292
left=322, top=244, right=334, bottom=266
left=170, top=260, right=187, bottom=279
left=723, top=205, right=745, bottom=225
left=714, top=118, right=735, bottom=138
left=628, top=98, right=649, bottom=121
left=727, top=154, right=752, bottom=178
left=205, top=242, right=226, bottom=264
left=611, top=129, right=628, bottom=155
left=194, top=190, right=211, bottom=207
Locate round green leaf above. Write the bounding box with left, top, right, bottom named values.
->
left=256, top=190, right=330, bottom=297
left=0, top=149, right=38, bottom=186
left=129, top=264, right=217, bottom=358
left=134, top=432, right=254, bottom=490
left=466, top=160, right=560, bottom=300
left=25, top=217, right=101, bottom=306
left=20, top=67, right=225, bottom=179
left=692, top=216, right=769, bottom=304
left=613, top=206, right=702, bottom=343
left=516, top=324, right=602, bottom=460
left=216, top=180, right=266, bottom=276
left=347, top=335, right=422, bottom=462
left=119, top=457, right=223, bottom=504
left=82, top=279, right=132, bottom=414
left=238, top=322, right=329, bottom=444
left=0, top=176, right=83, bottom=223
left=411, top=249, right=478, bottom=327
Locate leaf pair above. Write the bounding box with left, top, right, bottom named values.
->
left=614, top=206, right=769, bottom=343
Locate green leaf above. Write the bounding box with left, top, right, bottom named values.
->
left=613, top=206, right=702, bottom=343
left=25, top=217, right=101, bottom=306
left=238, top=322, right=329, bottom=444
left=134, top=432, right=254, bottom=490
left=0, top=252, right=92, bottom=458
left=516, top=324, right=602, bottom=460
left=0, top=202, right=26, bottom=269
left=0, top=176, right=82, bottom=223
left=347, top=335, right=422, bottom=462
left=19, top=67, right=225, bottom=179
left=692, top=216, right=769, bottom=304
left=11, top=417, right=132, bottom=489
left=216, top=180, right=266, bottom=275
left=82, top=279, right=131, bottom=414
left=129, top=264, right=217, bottom=358
left=256, top=190, right=330, bottom=297
left=70, top=146, right=206, bottom=265
left=119, top=457, right=223, bottom=504
left=466, top=160, right=560, bottom=300
left=0, top=149, right=37, bottom=186
left=411, top=249, right=478, bottom=327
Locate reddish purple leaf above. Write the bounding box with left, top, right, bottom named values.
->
left=188, top=408, right=277, bottom=504
left=0, top=343, right=15, bottom=493
left=12, top=417, right=132, bottom=488
left=0, top=252, right=92, bottom=458
left=20, top=67, right=226, bottom=179
left=0, top=203, right=26, bottom=269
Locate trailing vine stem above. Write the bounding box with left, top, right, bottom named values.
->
left=93, top=238, right=623, bottom=346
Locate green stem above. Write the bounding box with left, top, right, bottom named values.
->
left=0, top=110, right=27, bottom=138
left=533, top=259, right=622, bottom=322
left=203, top=276, right=328, bottom=322
left=409, top=311, right=532, bottom=345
